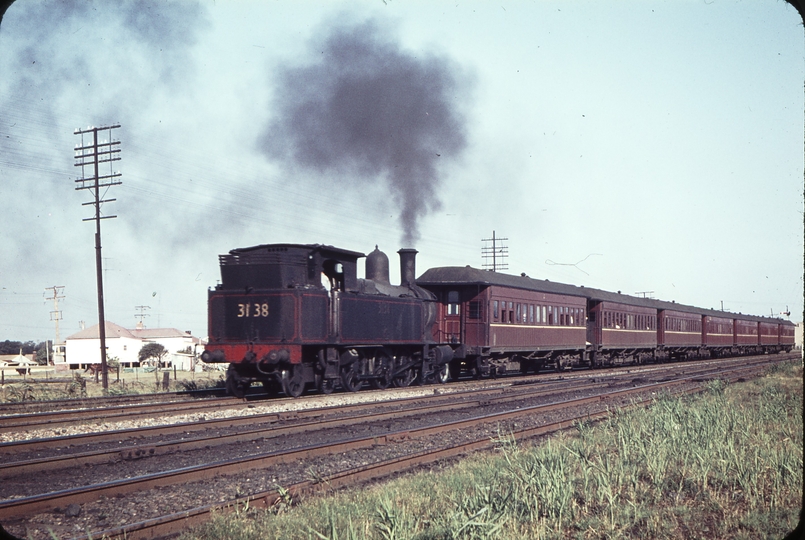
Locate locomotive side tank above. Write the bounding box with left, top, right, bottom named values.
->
left=202, top=244, right=451, bottom=397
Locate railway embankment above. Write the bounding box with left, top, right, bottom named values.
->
left=183, top=359, right=803, bottom=540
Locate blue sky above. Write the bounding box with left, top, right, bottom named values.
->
left=1, top=0, right=802, bottom=343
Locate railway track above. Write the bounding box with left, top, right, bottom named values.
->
left=0, top=353, right=792, bottom=540
left=0, top=352, right=786, bottom=437
left=0, top=386, right=230, bottom=415
left=0, top=352, right=782, bottom=457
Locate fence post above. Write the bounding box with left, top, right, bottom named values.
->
left=162, top=371, right=170, bottom=391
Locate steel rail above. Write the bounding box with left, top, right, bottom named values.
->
left=1, top=352, right=792, bottom=433
left=0, top=387, right=230, bottom=416
left=0, top=374, right=595, bottom=455
left=75, top=358, right=774, bottom=540
left=0, top=353, right=782, bottom=458
left=0, top=378, right=612, bottom=478
left=0, top=358, right=776, bottom=522
left=0, top=397, right=254, bottom=433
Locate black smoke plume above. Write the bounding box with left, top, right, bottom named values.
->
left=260, top=17, right=473, bottom=246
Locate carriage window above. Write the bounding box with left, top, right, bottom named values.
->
left=547, top=306, right=554, bottom=325
left=516, top=304, right=521, bottom=323
left=529, top=304, right=534, bottom=323
left=493, top=300, right=499, bottom=320
left=468, top=301, right=481, bottom=320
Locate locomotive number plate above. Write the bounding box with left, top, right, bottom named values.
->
left=237, top=303, right=270, bottom=318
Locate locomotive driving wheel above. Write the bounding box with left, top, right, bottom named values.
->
left=392, top=355, right=416, bottom=388
left=281, top=365, right=305, bottom=398
left=339, top=349, right=363, bottom=392
left=315, top=373, right=336, bottom=395
left=369, top=350, right=393, bottom=390
left=340, top=365, right=362, bottom=392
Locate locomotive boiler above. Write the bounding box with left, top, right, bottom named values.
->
left=201, top=243, right=453, bottom=397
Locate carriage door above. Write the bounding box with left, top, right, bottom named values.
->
left=444, top=290, right=461, bottom=344
left=587, top=302, right=602, bottom=345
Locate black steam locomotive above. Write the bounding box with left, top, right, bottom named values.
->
left=201, top=244, right=453, bottom=397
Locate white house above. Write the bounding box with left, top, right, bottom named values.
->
left=65, top=321, right=205, bottom=370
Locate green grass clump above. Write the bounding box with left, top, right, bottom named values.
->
left=182, top=360, right=803, bottom=540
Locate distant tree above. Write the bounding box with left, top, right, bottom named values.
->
left=0, top=340, right=23, bottom=355
left=138, top=343, right=167, bottom=367
left=35, top=341, right=52, bottom=365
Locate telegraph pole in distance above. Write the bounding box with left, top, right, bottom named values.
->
left=135, top=305, right=151, bottom=329
left=44, top=286, right=65, bottom=365
left=74, top=124, right=121, bottom=392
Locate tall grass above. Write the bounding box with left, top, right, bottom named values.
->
left=183, top=361, right=803, bottom=540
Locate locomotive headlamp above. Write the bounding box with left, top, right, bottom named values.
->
left=201, top=349, right=226, bottom=363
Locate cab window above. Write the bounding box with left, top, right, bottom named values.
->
left=447, top=290, right=460, bottom=315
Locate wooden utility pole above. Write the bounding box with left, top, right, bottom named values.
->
left=74, top=124, right=121, bottom=392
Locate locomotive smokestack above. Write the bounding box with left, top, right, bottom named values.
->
left=398, top=248, right=418, bottom=286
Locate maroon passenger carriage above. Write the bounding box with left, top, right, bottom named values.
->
left=416, top=266, right=588, bottom=376
left=583, top=291, right=658, bottom=366
left=657, top=307, right=703, bottom=360
left=780, top=320, right=796, bottom=349
left=418, top=265, right=796, bottom=376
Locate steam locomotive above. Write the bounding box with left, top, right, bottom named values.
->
left=201, top=244, right=453, bottom=397
left=200, top=243, right=796, bottom=397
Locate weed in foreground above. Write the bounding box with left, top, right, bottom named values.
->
left=182, top=360, right=803, bottom=540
